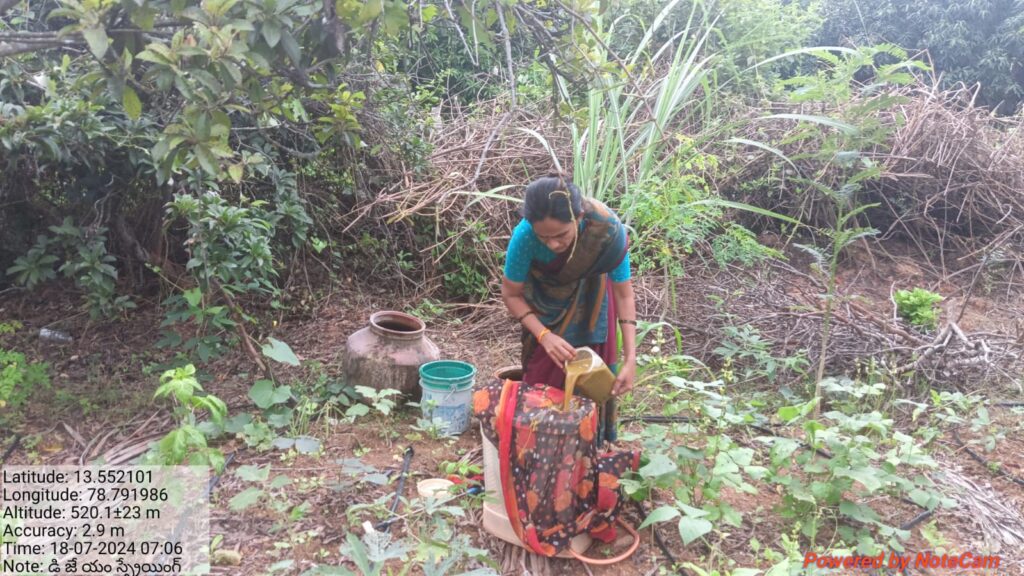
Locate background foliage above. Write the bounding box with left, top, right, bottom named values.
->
left=815, top=0, right=1024, bottom=114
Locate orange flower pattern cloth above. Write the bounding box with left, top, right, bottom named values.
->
left=474, top=380, right=640, bottom=556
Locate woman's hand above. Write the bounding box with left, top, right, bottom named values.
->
left=541, top=333, right=577, bottom=366
left=613, top=356, right=636, bottom=396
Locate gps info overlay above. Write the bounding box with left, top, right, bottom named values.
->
left=1, top=466, right=209, bottom=575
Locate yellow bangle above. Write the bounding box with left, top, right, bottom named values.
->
left=537, top=328, right=551, bottom=342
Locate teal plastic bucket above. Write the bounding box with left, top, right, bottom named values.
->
left=419, top=361, right=476, bottom=435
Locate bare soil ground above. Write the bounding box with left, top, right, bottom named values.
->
left=2, top=255, right=1022, bottom=575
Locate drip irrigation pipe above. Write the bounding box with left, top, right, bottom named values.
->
left=630, top=499, right=689, bottom=576
left=993, top=402, right=1024, bottom=407
left=620, top=415, right=697, bottom=424
left=1, top=434, right=21, bottom=465
left=375, top=446, right=415, bottom=532
left=621, top=415, right=837, bottom=459
left=206, top=450, right=239, bottom=498
left=951, top=427, right=1024, bottom=488
left=745, top=423, right=834, bottom=459
left=899, top=509, right=934, bottom=531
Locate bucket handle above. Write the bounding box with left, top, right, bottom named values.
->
left=568, top=517, right=640, bottom=566
left=427, top=383, right=466, bottom=405
left=439, top=382, right=468, bottom=403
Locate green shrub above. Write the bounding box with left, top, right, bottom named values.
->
left=146, top=364, right=227, bottom=471
left=7, top=220, right=135, bottom=318
left=816, top=0, right=1024, bottom=114
left=0, top=348, right=49, bottom=412
left=894, top=288, right=943, bottom=330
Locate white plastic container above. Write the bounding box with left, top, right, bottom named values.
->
left=481, top=427, right=591, bottom=557
left=417, top=478, right=455, bottom=498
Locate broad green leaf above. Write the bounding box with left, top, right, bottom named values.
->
left=677, top=516, right=713, bottom=545
left=136, top=47, right=172, bottom=65
left=676, top=502, right=709, bottom=518
left=235, top=464, right=271, bottom=482
left=338, top=458, right=375, bottom=475
left=720, top=503, right=742, bottom=527
left=269, top=560, right=294, bottom=573
left=130, top=6, right=157, bottom=30
left=839, top=500, right=882, bottom=525
left=204, top=0, right=238, bottom=18
left=123, top=86, right=142, bottom=119
left=341, top=533, right=374, bottom=576
left=638, top=453, right=677, bottom=478
left=361, top=473, right=390, bottom=486
left=357, top=0, right=383, bottom=23
left=193, top=146, right=218, bottom=175
left=191, top=69, right=223, bottom=93
left=380, top=2, right=408, bottom=34
left=777, top=405, right=802, bottom=423
left=82, top=27, right=109, bottom=59
left=777, top=399, right=817, bottom=423
left=294, top=436, right=321, bottom=454
left=638, top=505, right=680, bottom=529
left=279, top=30, right=302, bottom=67
left=262, top=20, right=282, bottom=47
left=183, top=287, right=202, bottom=308
left=908, top=488, right=936, bottom=509
left=207, top=449, right=226, bottom=474
left=363, top=530, right=411, bottom=562
left=228, top=163, right=244, bottom=183
left=262, top=337, right=300, bottom=366
left=193, top=395, right=227, bottom=424
left=266, top=405, right=294, bottom=428
left=834, top=467, right=883, bottom=492
left=222, top=413, right=252, bottom=434
left=345, top=404, right=370, bottom=418
left=272, top=437, right=296, bottom=450
left=228, top=487, right=263, bottom=510
left=248, top=379, right=291, bottom=409
left=151, top=137, right=171, bottom=163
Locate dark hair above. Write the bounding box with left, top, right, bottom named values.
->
left=521, top=174, right=583, bottom=223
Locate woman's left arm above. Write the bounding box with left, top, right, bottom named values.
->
left=611, top=279, right=637, bottom=395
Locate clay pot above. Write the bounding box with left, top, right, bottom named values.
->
left=344, top=311, right=440, bottom=399
left=493, top=365, right=523, bottom=385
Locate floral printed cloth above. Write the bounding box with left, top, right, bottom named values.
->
left=474, top=380, right=640, bottom=556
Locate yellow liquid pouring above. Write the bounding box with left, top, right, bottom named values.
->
left=561, top=348, right=615, bottom=411
left=562, top=359, right=586, bottom=412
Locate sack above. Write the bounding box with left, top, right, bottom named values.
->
left=473, top=380, right=639, bottom=556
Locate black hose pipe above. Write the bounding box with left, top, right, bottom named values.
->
left=375, top=446, right=415, bottom=532
left=1, top=434, right=21, bottom=465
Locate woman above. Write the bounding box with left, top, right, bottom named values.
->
left=501, top=174, right=637, bottom=441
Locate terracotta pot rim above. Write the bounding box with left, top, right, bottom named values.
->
left=493, top=365, right=523, bottom=380
left=369, top=310, right=426, bottom=340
